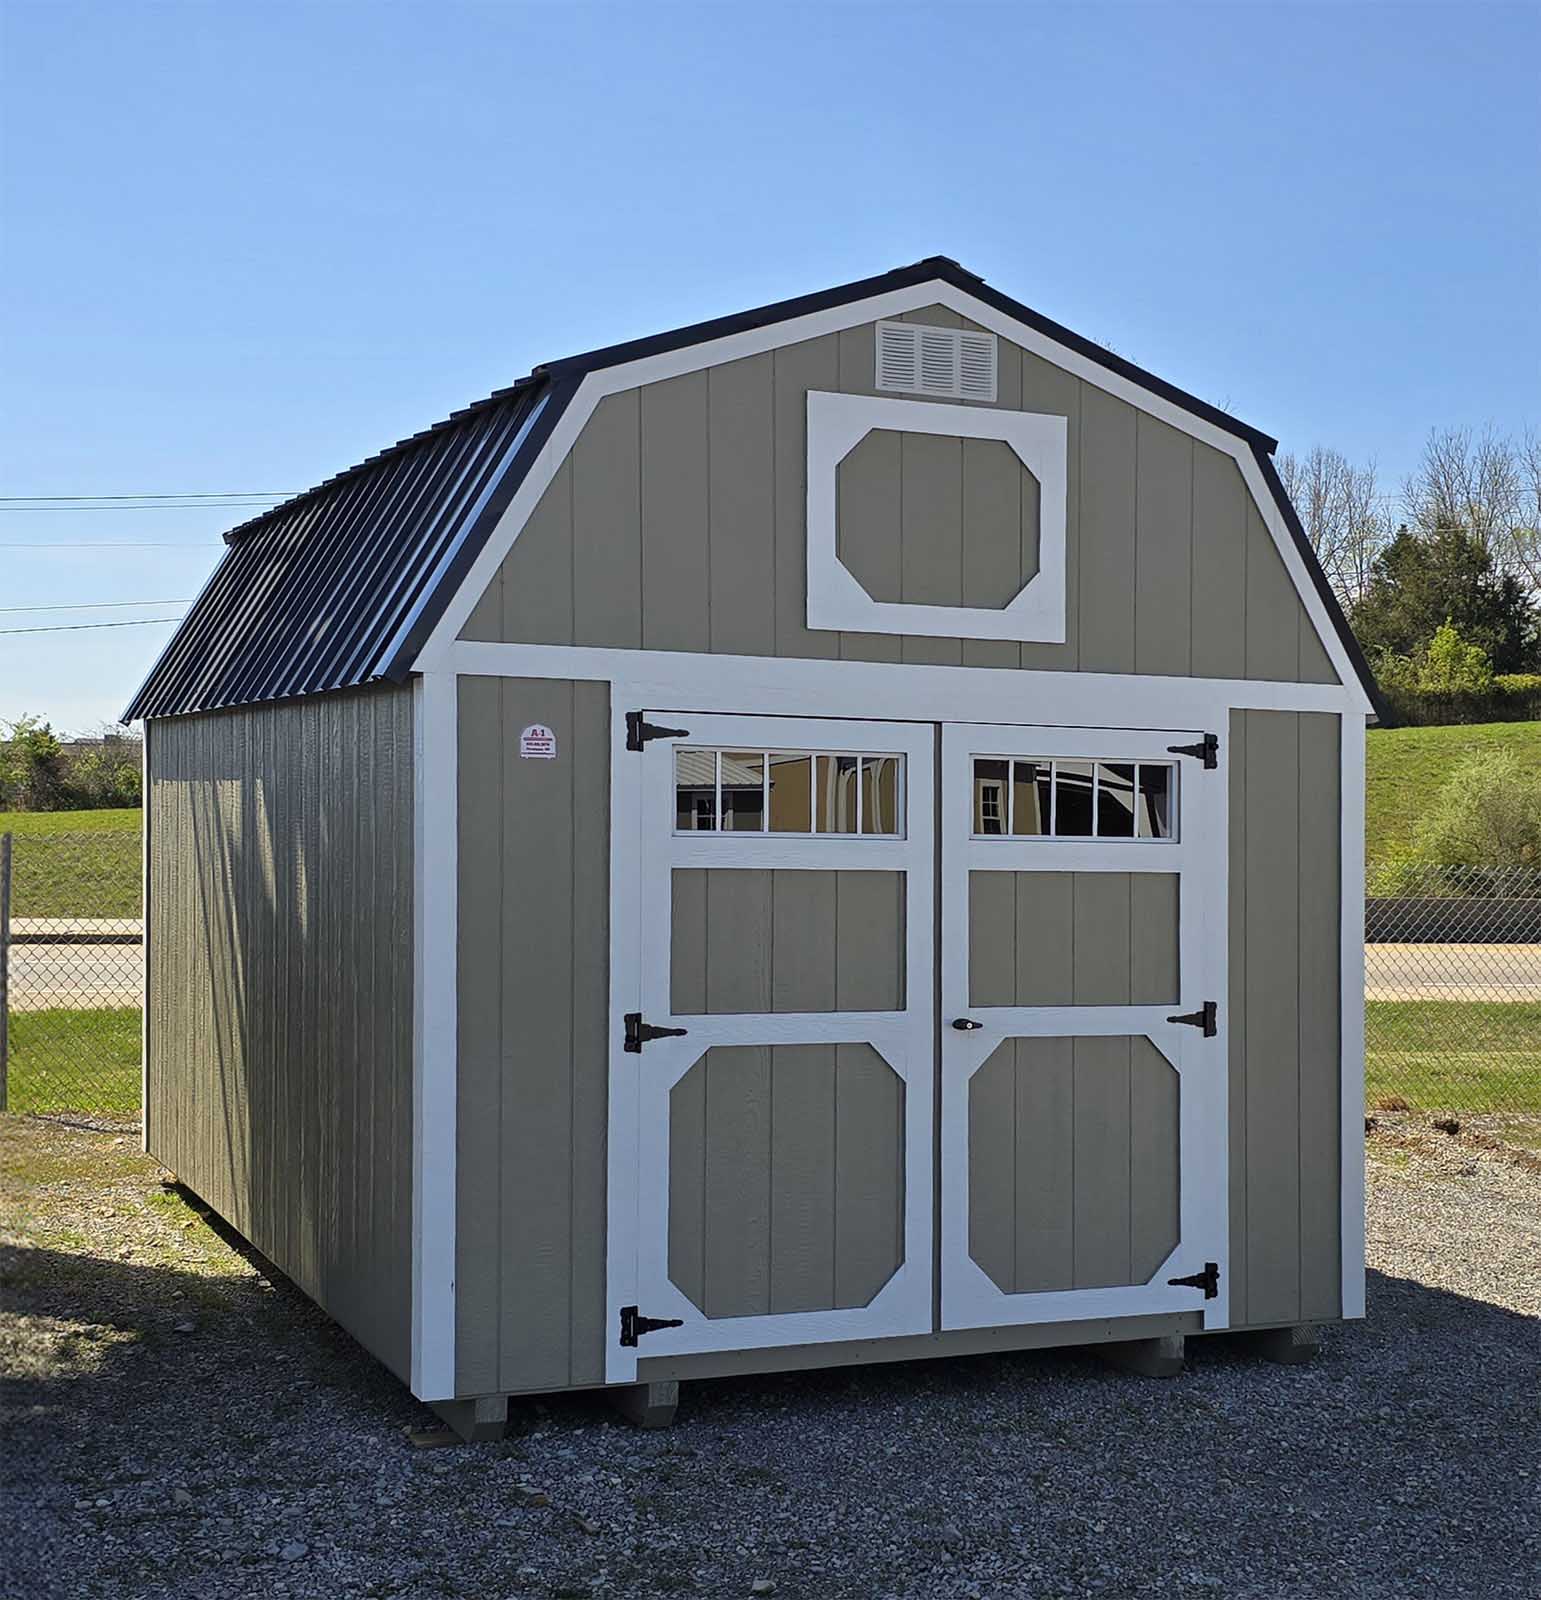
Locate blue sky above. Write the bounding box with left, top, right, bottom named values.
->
left=2, top=0, right=1536, bottom=732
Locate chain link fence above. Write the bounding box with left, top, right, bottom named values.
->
left=1366, top=862, right=1540, bottom=1143
left=1, top=828, right=1538, bottom=1142
left=1, top=827, right=142, bottom=1121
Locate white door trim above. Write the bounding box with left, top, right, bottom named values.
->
left=607, top=712, right=936, bottom=1378
left=1339, top=712, right=1367, bottom=1319
left=938, top=722, right=1231, bottom=1332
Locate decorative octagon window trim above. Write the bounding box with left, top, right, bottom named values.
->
left=805, top=389, right=1068, bottom=642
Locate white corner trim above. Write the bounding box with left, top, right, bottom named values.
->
left=805, top=390, right=1067, bottom=642
left=140, top=724, right=150, bottom=1154
left=411, top=670, right=459, bottom=1399
left=1340, top=711, right=1367, bottom=1319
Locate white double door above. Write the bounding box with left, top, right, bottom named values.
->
left=610, top=710, right=1228, bottom=1371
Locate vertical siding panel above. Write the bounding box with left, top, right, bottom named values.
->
left=1018, top=355, right=1081, bottom=672
left=835, top=871, right=905, bottom=1011
left=670, top=869, right=708, bottom=1015
left=1134, top=415, right=1193, bottom=676
left=1298, top=713, right=1342, bottom=1319
left=454, top=677, right=505, bottom=1392
left=641, top=371, right=710, bottom=652
left=1015, top=871, right=1074, bottom=1006
left=573, top=390, right=643, bottom=648
left=833, top=1042, right=904, bottom=1306
left=705, top=870, right=772, bottom=1013
left=1298, top=609, right=1340, bottom=684
left=961, top=437, right=1023, bottom=668
left=967, top=1045, right=1018, bottom=1294
left=1191, top=448, right=1248, bottom=679
left=1227, top=711, right=1249, bottom=1325
left=707, top=354, right=776, bottom=656
left=667, top=1063, right=707, bottom=1311
left=704, top=1047, right=772, bottom=1316
left=498, top=680, right=576, bottom=1389
left=836, top=429, right=904, bottom=661
left=773, top=335, right=840, bottom=659
left=1072, top=1036, right=1133, bottom=1287
left=1244, top=711, right=1302, bottom=1323
left=1072, top=872, right=1132, bottom=1005
left=769, top=1044, right=837, bottom=1312
left=502, top=460, right=575, bottom=645
left=1013, top=1037, right=1076, bottom=1292
left=1129, top=1036, right=1181, bottom=1282
left=1076, top=385, right=1137, bottom=673
left=900, top=432, right=964, bottom=665
left=968, top=871, right=1016, bottom=1007
left=1244, top=503, right=1301, bottom=680
left=568, top=680, right=610, bottom=1384
left=1130, top=873, right=1181, bottom=1004
left=771, top=870, right=838, bottom=1012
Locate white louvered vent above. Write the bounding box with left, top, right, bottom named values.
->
left=876, top=321, right=997, bottom=402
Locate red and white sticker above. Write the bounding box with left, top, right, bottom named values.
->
left=518, top=724, right=557, bottom=760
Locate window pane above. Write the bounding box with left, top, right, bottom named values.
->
left=1053, top=761, right=1095, bottom=836
left=860, top=756, right=903, bottom=835
left=1011, top=760, right=1050, bottom=835
left=675, top=748, right=718, bottom=830
left=720, top=751, right=766, bottom=831
left=973, top=758, right=1008, bottom=835
left=1137, top=764, right=1174, bottom=839
left=815, top=754, right=860, bottom=834
left=1096, top=762, right=1137, bottom=838
left=767, top=753, right=813, bottom=833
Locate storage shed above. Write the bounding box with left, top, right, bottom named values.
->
left=128, top=257, right=1378, bottom=1435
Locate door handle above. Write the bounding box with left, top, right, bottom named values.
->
left=951, top=1018, right=983, bottom=1031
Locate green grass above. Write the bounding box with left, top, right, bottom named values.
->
left=5, top=1007, right=141, bottom=1116
left=1365, top=721, right=1541, bottom=863
left=0, top=808, right=141, bottom=916
left=1367, top=999, right=1541, bottom=1114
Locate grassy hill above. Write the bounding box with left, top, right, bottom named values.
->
left=1365, top=721, right=1541, bottom=864
left=0, top=807, right=141, bottom=917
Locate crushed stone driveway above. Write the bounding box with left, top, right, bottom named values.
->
left=2, top=1117, right=1537, bottom=1600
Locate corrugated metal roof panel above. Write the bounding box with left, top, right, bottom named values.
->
left=124, top=380, right=552, bottom=720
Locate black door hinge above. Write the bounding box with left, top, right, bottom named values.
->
left=1167, top=732, right=1219, bottom=769
left=1166, top=1000, right=1218, bottom=1037
left=623, top=1012, right=689, bottom=1053
left=1168, top=1261, right=1220, bottom=1299
left=619, top=1305, right=685, bottom=1347
left=625, top=711, right=691, bottom=752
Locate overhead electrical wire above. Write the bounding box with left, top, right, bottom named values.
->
left=0, top=616, right=186, bottom=637
left=0, top=599, right=192, bottom=614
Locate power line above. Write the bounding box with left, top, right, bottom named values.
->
left=0, top=599, right=192, bottom=614
left=0, top=491, right=295, bottom=502
left=0, top=502, right=284, bottom=512
left=0, top=541, right=221, bottom=549
left=0, top=616, right=185, bottom=637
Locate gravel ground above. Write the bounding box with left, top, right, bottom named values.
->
left=2, top=1117, right=1537, bottom=1600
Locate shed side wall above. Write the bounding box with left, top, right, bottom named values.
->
left=145, top=684, right=415, bottom=1379
left=455, top=675, right=609, bottom=1396
left=462, top=307, right=1338, bottom=687
left=1228, top=708, right=1343, bottom=1327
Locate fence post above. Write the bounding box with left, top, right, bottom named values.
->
left=0, top=831, right=11, bottom=1112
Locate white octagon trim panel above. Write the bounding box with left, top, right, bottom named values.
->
left=806, top=389, right=1068, bottom=642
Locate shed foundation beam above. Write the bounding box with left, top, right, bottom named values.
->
left=1095, top=1333, right=1186, bottom=1378
left=609, top=1380, right=680, bottom=1429
left=1233, top=1325, right=1321, bottom=1365
left=430, top=1394, right=509, bottom=1442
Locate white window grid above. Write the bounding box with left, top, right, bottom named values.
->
left=674, top=748, right=907, bottom=838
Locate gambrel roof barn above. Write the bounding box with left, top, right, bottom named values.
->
left=132, top=258, right=1375, bottom=1434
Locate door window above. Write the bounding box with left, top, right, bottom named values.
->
left=970, top=757, right=1174, bottom=840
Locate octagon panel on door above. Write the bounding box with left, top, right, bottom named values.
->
left=621, top=713, right=936, bottom=1360
left=940, top=723, right=1230, bottom=1332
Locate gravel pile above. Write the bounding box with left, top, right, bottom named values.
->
left=3, top=1119, right=1537, bottom=1600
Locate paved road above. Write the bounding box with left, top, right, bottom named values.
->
left=1366, top=942, right=1540, bottom=1002
left=5, top=921, right=143, bottom=1012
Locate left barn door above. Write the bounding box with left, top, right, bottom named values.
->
left=610, top=712, right=936, bottom=1366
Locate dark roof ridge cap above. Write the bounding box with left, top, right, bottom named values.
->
left=222, top=373, right=545, bottom=544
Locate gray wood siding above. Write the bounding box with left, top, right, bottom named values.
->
left=669, top=1043, right=905, bottom=1317
left=968, top=871, right=1179, bottom=1006
left=463, top=308, right=1337, bottom=687
left=969, top=1035, right=1179, bottom=1294
left=1229, top=709, right=1342, bottom=1327
left=145, top=685, right=414, bottom=1381
left=671, top=869, right=905, bottom=1014
left=456, top=675, right=609, bottom=1395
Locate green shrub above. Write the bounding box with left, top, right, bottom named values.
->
left=1416, top=620, right=1494, bottom=695
left=1408, top=749, right=1541, bottom=869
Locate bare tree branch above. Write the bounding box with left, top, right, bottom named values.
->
left=1277, top=444, right=1387, bottom=609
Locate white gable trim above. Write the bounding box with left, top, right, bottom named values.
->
left=415, top=280, right=1370, bottom=711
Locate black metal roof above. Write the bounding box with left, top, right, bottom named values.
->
left=126, top=256, right=1380, bottom=719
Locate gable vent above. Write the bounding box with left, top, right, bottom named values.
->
left=876, top=321, right=997, bottom=402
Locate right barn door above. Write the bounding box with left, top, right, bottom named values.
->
left=940, top=722, right=1230, bottom=1332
